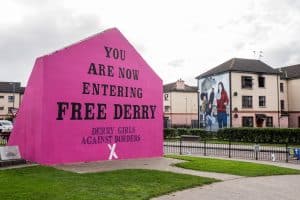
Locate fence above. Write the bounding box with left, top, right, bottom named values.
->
left=164, top=136, right=300, bottom=164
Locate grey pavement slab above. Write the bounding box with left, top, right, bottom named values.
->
left=153, top=175, right=300, bottom=200
left=0, top=163, right=39, bottom=170
left=55, top=157, right=240, bottom=181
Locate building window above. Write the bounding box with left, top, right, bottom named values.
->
left=242, top=117, right=254, bottom=127
left=280, top=83, right=284, bottom=92
left=164, top=93, right=169, bottom=101
left=0, top=96, right=4, bottom=99
left=0, top=107, right=4, bottom=110
left=280, top=100, right=285, bottom=110
left=258, top=76, right=265, bottom=88
left=241, top=76, right=253, bottom=88
left=8, top=107, right=13, bottom=112
left=259, top=96, right=266, bottom=107
left=266, top=117, right=273, bottom=127
left=242, top=96, right=253, bottom=108
left=8, top=96, right=14, bottom=102
left=164, top=106, right=170, bottom=112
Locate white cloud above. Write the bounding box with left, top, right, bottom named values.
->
left=1, top=0, right=300, bottom=87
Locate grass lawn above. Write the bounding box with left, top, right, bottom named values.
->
left=0, top=166, right=218, bottom=200
left=166, top=155, right=300, bottom=177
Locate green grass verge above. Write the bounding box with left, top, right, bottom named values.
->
left=166, top=155, right=300, bottom=177
left=0, top=166, right=218, bottom=200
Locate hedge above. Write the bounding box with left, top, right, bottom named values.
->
left=218, top=128, right=300, bottom=144
left=164, top=128, right=213, bottom=139
left=176, top=128, right=189, bottom=136
left=164, top=128, right=177, bottom=138
left=164, top=128, right=300, bottom=144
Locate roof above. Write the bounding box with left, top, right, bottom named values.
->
left=278, top=64, right=300, bottom=79
left=0, top=82, right=25, bottom=94
left=163, top=82, right=197, bottom=93
left=196, top=58, right=279, bottom=79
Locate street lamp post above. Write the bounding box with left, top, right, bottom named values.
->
left=185, top=97, right=187, bottom=126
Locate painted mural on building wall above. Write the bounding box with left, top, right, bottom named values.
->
left=198, top=73, right=230, bottom=131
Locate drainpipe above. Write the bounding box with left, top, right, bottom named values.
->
left=277, top=75, right=280, bottom=128
left=197, top=78, right=200, bottom=128
left=229, top=72, right=232, bottom=128
left=170, top=92, right=172, bottom=127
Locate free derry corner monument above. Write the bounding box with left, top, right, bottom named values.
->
left=8, top=28, right=163, bottom=165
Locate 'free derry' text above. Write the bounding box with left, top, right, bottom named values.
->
left=55, top=46, right=156, bottom=144
left=56, top=46, right=157, bottom=121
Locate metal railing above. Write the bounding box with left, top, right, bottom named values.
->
left=164, top=136, right=299, bottom=164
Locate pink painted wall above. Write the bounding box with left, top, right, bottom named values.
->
left=9, top=28, right=163, bottom=165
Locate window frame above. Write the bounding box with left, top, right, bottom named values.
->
left=164, top=106, right=170, bottom=112
left=280, top=83, right=284, bottom=92
left=241, top=76, right=253, bottom=89
left=8, top=107, right=14, bottom=112
left=164, top=93, right=169, bottom=101
left=259, top=96, right=266, bottom=107
left=242, top=116, right=254, bottom=127
left=258, top=76, right=265, bottom=88
left=266, top=117, right=273, bottom=127
left=280, top=100, right=285, bottom=110
left=8, top=96, right=14, bottom=103
left=242, top=96, right=253, bottom=108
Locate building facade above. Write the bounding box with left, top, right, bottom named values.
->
left=163, top=79, right=198, bottom=128
left=280, top=64, right=300, bottom=127
left=196, top=58, right=290, bottom=130
left=0, top=82, right=25, bottom=120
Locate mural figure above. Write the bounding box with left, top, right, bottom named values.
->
left=198, top=74, right=230, bottom=131
left=207, top=87, right=214, bottom=115
left=205, top=87, right=215, bottom=130
left=216, top=81, right=229, bottom=128
left=201, top=77, right=216, bottom=94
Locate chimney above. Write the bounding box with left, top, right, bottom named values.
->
left=176, top=79, right=185, bottom=90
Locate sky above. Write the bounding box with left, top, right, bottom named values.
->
left=1, top=0, right=300, bottom=87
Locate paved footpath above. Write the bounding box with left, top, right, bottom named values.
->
left=3, top=156, right=300, bottom=199
left=153, top=175, right=300, bottom=200
left=153, top=156, right=300, bottom=200
left=55, top=157, right=240, bottom=181
left=56, top=157, right=300, bottom=200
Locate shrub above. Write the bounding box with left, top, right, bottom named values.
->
left=216, top=128, right=300, bottom=144
left=164, top=128, right=177, bottom=138
left=165, top=128, right=300, bottom=144
left=189, top=129, right=206, bottom=138
left=177, top=128, right=189, bottom=136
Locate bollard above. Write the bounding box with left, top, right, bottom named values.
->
left=229, top=140, right=231, bottom=158
left=179, top=137, right=182, bottom=155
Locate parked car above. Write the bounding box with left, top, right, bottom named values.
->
left=0, top=120, right=13, bottom=133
